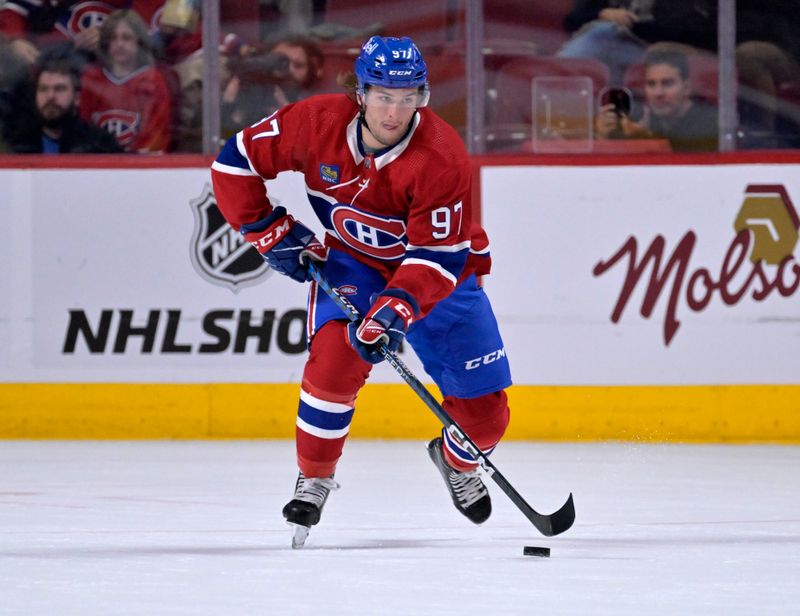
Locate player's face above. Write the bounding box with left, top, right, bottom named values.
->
left=108, top=20, right=140, bottom=71
left=36, top=71, right=78, bottom=122
left=644, top=63, right=691, bottom=118
left=361, top=86, right=419, bottom=149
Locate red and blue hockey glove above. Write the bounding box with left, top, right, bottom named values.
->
left=241, top=206, right=328, bottom=283
left=347, top=289, right=419, bottom=364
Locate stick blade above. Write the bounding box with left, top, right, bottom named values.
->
left=535, top=492, right=575, bottom=537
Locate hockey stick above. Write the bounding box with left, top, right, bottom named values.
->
left=306, top=262, right=575, bottom=537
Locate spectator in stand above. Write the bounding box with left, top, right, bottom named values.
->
left=735, top=0, right=800, bottom=148
left=1, top=32, right=33, bottom=152
left=4, top=52, right=122, bottom=154
left=0, top=0, right=181, bottom=66
left=170, top=51, right=206, bottom=152
left=736, top=40, right=800, bottom=148
left=151, top=0, right=203, bottom=66
left=595, top=48, right=718, bottom=151
left=558, top=0, right=717, bottom=85
left=221, top=35, right=324, bottom=137
left=80, top=9, right=172, bottom=153
left=268, top=34, right=324, bottom=97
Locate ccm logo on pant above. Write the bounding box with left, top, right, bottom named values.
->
left=464, top=347, right=506, bottom=370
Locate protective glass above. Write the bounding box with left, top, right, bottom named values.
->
left=363, top=87, right=430, bottom=109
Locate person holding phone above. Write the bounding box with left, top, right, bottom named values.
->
left=595, top=48, right=718, bottom=151
left=558, top=0, right=717, bottom=85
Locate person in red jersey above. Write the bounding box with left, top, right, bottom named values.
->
left=210, top=36, right=513, bottom=548
left=0, top=0, right=183, bottom=64
left=79, top=9, right=171, bottom=153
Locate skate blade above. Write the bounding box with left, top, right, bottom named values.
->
left=289, top=523, right=311, bottom=549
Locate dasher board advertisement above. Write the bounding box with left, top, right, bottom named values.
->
left=481, top=164, right=800, bottom=385
left=0, top=168, right=423, bottom=383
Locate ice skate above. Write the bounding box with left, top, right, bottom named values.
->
left=427, top=437, right=491, bottom=524
left=282, top=471, right=339, bottom=548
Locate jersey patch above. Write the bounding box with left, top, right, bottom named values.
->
left=320, top=164, right=339, bottom=184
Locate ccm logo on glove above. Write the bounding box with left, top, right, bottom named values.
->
left=247, top=218, right=292, bottom=251
left=240, top=206, right=327, bottom=283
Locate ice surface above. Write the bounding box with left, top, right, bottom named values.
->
left=1, top=441, right=798, bottom=615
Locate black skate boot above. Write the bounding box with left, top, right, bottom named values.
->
left=282, top=471, right=339, bottom=548
left=427, top=437, right=491, bottom=524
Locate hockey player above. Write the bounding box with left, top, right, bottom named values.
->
left=210, top=35, right=512, bottom=548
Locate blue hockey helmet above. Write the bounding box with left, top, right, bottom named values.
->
left=354, top=36, right=430, bottom=106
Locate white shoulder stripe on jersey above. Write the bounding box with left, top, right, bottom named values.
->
left=400, top=258, right=457, bottom=285
left=296, top=416, right=350, bottom=440
left=211, top=160, right=257, bottom=177
left=306, top=185, right=339, bottom=206
left=470, top=244, right=490, bottom=255
left=406, top=240, right=471, bottom=253
left=5, top=4, right=28, bottom=16
left=300, top=390, right=353, bottom=414
left=236, top=131, right=258, bottom=175
left=345, top=114, right=364, bottom=166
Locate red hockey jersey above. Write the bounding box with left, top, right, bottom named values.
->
left=1, top=0, right=165, bottom=41
left=211, top=94, right=491, bottom=316
left=80, top=64, right=172, bottom=153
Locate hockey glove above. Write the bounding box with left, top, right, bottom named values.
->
left=347, top=289, right=419, bottom=364
left=241, top=206, right=328, bottom=283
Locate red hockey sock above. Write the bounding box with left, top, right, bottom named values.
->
left=440, top=390, right=510, bottom=472
left=295, top=321, right=372, bottom=477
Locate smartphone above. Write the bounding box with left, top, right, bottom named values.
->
left=599, top=87, right=632, bottom=117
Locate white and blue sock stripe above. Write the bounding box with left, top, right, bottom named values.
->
left=443, top=429, right=496, bottom=465
left=296, top=390, right=355, bottom=439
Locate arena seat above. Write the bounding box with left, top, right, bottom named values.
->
left=315, top=45, right=359, bottom=95
left=321, top=0, right=458, bottom=46
left=491, top=56, right=610, bottom=125
left=482, top=0, right=574, bottom=56
left=485, top=56, right=609, bottom=150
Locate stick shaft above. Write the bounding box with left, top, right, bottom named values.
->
left=306, top=262, right=575, bottom=536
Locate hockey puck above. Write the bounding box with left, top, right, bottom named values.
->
left=523, top=546, right=550, bottom=557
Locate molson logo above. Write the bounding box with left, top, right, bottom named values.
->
left=593, top=184, right=800, bottom=346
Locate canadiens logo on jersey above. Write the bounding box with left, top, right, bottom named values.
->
left=92, top=109, right=140, bottom=147
left=60, top=1, right=115, bottom=37
left=48, top=0, right=163, bottom=38
left=330, top=205, right=407, bottom=260
left=319, top=164, right=339, bottom=184
left=189, top=183, right=272, bottom=292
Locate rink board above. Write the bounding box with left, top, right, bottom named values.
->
left=1, top=159, right=800, bottom=440
left=1, top=382, right=798, bottom=441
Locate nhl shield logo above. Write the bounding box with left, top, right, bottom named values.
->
left=189, top=183, right=272, bottom=292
